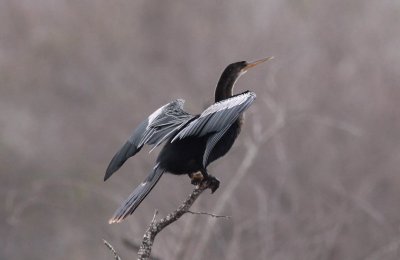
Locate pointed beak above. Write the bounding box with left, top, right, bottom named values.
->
left=242, top=56, right=274, bottom=72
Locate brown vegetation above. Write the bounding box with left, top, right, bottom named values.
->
left=1, top=1, right=400, bottom=259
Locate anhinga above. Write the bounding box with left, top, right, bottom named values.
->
left=105, top=57, right=272, bottom=223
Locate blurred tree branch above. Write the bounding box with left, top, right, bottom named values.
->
left=104, top=179, right=224, bottom=260
left=137, top=179, right=219, bottom=259
left=104, top=239, right=122, bottom=260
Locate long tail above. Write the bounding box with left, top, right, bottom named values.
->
left=109, top=163, right=165, bottom=224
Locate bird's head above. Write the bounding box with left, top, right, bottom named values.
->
left=215, top=57, right=273, bottom=101
left=231, top=56, right=274, bottom=76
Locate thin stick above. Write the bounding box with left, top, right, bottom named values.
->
left=137, top=179, right=216, bottom=260
left=103, top=239, right=122, bottom=260
left=187, top=210, right=231, bottom=219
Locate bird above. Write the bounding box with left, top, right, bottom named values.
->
left=105, top=57, right=272, bottom=223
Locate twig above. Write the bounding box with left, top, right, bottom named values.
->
left=103, top=239, right=122, bottom=260
left=137, top=179, right=217, bottom=260
left=187, top=210, right=231, bottom=219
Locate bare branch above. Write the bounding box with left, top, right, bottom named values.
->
left=103, top=239, right=122, bottom=260
left=187, top=210, right=231, bottom=219
left=137, top=178, right=218, bottom=260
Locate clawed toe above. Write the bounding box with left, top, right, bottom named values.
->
left=190, top=171, right=220, bottom=193
left=198, top=175, right=220, bottom=193
left=208, top=176, right=220, bottom=193
left=190, top=172, right=204, bottom=186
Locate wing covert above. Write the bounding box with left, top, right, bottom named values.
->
left=172, top=91, right=256, bottom=166
left=105, top=99, right=194, bottom=180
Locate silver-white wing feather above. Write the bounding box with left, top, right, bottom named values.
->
left=172, top=91, right=256, bottom=166
left=105, top=99, right=194, bottom=180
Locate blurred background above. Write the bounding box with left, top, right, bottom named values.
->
left=1, top=0, right=400, bottom=259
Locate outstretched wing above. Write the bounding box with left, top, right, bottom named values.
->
left=172, top=91, right=256, bottom=166
left=105, top=99, right=194, bottom=181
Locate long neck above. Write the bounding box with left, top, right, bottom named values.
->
left=214, top=73, right=238, bottom=102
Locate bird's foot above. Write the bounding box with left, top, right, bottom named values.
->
left=190, top=172, right=204, bottom=186
left=200, top=175, right=220, bottom=194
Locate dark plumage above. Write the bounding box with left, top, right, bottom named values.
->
left=105, top=57, right=272, bottom=223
